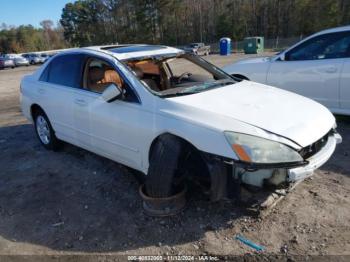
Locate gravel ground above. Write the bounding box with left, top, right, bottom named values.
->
left=0, top=54, right=349, bottom=260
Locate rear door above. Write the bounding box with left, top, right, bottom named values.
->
left=38, top=53, right=85, bottom=144
left=267, top=31, right=350, bottom=110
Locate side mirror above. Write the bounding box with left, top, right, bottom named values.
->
left=101, top=83, right=122, bottom=103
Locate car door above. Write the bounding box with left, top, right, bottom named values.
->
left=72, top=55, right=144, bottom=169
left=38, top=53, right=85, bottom=144
left=267, top=31, right=350, bottom=109
left=340, top=58, right=350, bottom=111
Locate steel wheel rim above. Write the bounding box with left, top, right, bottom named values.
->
left=36, top=115, right=50, bottom=144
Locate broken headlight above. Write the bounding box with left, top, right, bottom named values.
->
left=224, top=132, right=303, bottom=164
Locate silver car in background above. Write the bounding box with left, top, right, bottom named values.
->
left=14, top=55, right=29, bottom=67
left=40, top=53, right=50, bottom=63
left=22, top=53, right=45, bottom=64
left=0, top=57, right=15, bottom=69
left=4, top=54, right=29, bottom=67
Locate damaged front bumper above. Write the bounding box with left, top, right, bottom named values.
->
left=288, top=132, right=341, bottom=181
left=204, top=131, right=342, bottom=201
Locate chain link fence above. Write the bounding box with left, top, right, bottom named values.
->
left=195, top=36, right=305, bottom=53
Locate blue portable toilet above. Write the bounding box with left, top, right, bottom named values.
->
left=220, top=37, right=231, bottom=55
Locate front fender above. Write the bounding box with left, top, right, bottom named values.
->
left=140, top=113, right=238, bottom=174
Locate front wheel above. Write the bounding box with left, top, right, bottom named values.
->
left=145, top=135, right=184, bottom=198
left=34, top=110, right=61, bottom=150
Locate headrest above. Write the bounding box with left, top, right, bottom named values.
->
left=88, top=66, right=104, bottom=82
left=103, top=70, right=123, bottom=86
left=132, top=66, right=144, bottom=79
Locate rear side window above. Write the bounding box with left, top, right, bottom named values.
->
left=41, top=54, right=84, bottom=88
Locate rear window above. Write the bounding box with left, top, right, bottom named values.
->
left=42, top=54, right=84, bottom=88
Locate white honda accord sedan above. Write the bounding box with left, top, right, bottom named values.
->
left=223, top=26, right=350, bottom=116
left=20, top=44, right=341, bottom=202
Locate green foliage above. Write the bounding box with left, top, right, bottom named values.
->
left=0, top=21, right=67, bottom=54
left=59, top=0, right=350, bottom=47
left=2, top=0, right=350, bottom=53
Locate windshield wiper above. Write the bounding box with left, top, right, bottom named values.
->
left=160, top=91, right=197, bottom=98
left=160, top=80, right=235, bottom=98
left=181, top=80, right=235, bottom=93
left=211, top=80, right=235, bottom=87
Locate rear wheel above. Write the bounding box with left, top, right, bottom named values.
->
left=33, top=109, right=61, bottom=150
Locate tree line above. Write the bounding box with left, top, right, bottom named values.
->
left=60, top=0, right=350, bottom=47
left=1, top=0, right=350, bottom=53
left=0, top=21, right=67, bottom=54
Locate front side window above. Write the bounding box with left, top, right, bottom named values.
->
left=123, top=54, right=236, bottom=97
left=44, top=54, right=84, bottom=88
left=83, top=58, right=124, bottom=93
left=83, top=57, right=139, bottom=102
left=286, top=31, right=350, bottom=61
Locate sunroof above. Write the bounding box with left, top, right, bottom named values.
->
left=103, top=45, right=167, bottom=53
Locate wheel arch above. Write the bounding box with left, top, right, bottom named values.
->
left=30, top=104, right=45, bottom=120
left=148, top=132, right=200, bottom=163
left=30, top=103, right=61, bottom=150
left=147, top=132, right=227, bottom=201
left=147, top=132, right=211, bottom=179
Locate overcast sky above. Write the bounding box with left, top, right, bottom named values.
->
left=1, top=0, right=74, bottom=28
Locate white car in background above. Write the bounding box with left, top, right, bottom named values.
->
left=20, top=45, right=341, bottom=206
left=0, top=56, right=15, bottom=69
left=13, top=55, right=29, bottom=67
left=22, top=53, right=45, bottom=64
left=223, top=26, right=350, bottom=115
left=4, top=54, right=29, bottom=67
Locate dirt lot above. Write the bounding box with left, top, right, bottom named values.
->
left=0, top=54, right=349, bottom=260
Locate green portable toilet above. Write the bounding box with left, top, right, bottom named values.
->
left=244, top=37, right=264, bottom=54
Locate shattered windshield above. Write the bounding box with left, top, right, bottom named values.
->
left=123, top=53, right=237, bottom=97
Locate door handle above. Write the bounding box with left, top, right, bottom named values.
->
left=74, top=98, right=87, bottom=106
left=38, top=88, right=45, bottom=94
left=325, top=67, right=337, bottom=73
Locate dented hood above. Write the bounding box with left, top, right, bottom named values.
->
left=168, top=81, right=335, bottom=147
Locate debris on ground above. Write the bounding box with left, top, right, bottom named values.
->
left=280, top=244, right=288, bottom=254
left=51, top=222, right=64, bottom=227
left=235, top=235, right=265, bottom=252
